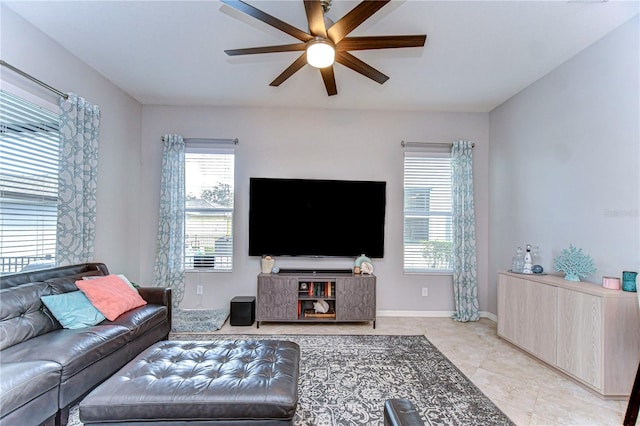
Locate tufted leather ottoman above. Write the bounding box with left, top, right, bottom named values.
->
left=79, top=340, right=300, bottom=425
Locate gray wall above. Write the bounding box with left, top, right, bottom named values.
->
left=140, top=107, right=490, bottom=313
left=488, top=16, right=640, bottom=314
left=1, top=5, right=144, bottom=278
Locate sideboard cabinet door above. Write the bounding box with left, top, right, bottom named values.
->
left=336, top=276, right=376, bottom=321
left=557, top=288, right=603, bottom=389
left=257, top=275, right=298, bottom=321
left=497, top=273, right=558, bottom=365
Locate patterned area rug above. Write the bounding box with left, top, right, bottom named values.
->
left=170, top=308, right=229, bottom=332
left=69, top=334, right=513, bottom=425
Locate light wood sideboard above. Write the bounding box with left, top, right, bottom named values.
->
left=498, top=271, right=640, bottom=399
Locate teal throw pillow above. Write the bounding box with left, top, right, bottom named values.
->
left=41, top=291, right=106, bottom=329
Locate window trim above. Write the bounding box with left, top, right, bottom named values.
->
left=403, top=149, right=454, bottom=275
left=0, top=81, right=58, bottom=113
left=183, top=144, right=235, bottom=273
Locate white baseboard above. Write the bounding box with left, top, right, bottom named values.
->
left=377, top=310, right=454, bottom=317
left=377, top=310, right=497, bottom=323
left=481, top=311, right=497, bottom=322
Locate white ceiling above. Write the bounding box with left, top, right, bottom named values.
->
left=5, top=0, right=639, bottom=112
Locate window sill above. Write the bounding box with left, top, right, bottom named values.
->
left=185, top=269, right=232, bottom=274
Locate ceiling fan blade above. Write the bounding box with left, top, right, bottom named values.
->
left=335, top=51, right=389, bottom=84
left=337, top=35, right=426, bottom=51
left=319, top=66, right=337, bottom=96
left=327, top=0, right=390, bottom=44
left=304, top=0, right=327, bottom=38
left=270, top=53, right=308, bottom=87
left=221, top=0, right=313, bottom=42
left=225, top=43, right=307, bottom=56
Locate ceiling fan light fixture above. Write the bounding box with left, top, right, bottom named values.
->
left=306, top=37, right=335, bottom=68
left=222, top=0, right=427, bottom=95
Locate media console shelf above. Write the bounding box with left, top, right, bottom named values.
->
left=256, top=272, right=376, bottom=328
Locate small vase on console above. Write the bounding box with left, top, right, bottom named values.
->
left=261, top=256, right=275, bottom=274
left=622, top=271, right=637, bottom=292
left=511, top=247, right=524, bottom=273
left=522, top=244, right=533, bottom=274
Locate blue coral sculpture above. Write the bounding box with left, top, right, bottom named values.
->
left=553, top=245, right=597, bottom=282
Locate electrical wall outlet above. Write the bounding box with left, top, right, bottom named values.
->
left=196, top=285, right=203, bottom=295
left=421, top=287, right=429, bottom=297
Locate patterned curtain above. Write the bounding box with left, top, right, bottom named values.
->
left=451, top=140, right=480, bottom=322
left=153, top=134, right=186, bottom=308
left=56, top=94, right=100, bottom=266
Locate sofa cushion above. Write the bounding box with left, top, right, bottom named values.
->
left=83, top=274, right=138, bottom=293
left=0, top=325, right=131, bottom=381
left=0, top=361, right=60, bottom=421
left=0, top=282, right=58, bottom=350
left=44, top=270, right=105, bottom=295
left=41, top=291, right=106, bottom=329
left=0, top=263, right=108, bottom=290
left=104, top=305, right=169, bottom=340
left=76, top=275, right=147, bottom=321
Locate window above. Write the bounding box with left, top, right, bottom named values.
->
left=0, top=90, right=59, bottom=274
left=403, top=151, right=452, bottom=272
left=184, top=144, right=234, bottom=271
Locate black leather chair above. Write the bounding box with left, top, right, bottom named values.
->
left=383, top=399, right=425, bottom=426
left=624, top=361, right=640, bottom=425
left=624, top=289, right=640, bottom=426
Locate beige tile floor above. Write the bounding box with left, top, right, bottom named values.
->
left=214, top=317, right=629, bottom=426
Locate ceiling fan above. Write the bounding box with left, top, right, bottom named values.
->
left=221, top=0, right=427, bottom=96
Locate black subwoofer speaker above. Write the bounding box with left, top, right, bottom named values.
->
left=230, top=296, right=256, bottom=326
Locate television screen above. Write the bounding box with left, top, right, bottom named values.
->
left=249, top=178, right=386, bottom=258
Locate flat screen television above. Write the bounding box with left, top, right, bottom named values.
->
left=249, top=177, right=386, bottom=258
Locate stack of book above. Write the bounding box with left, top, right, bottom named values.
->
left=302, top=281, right=334, bottom=297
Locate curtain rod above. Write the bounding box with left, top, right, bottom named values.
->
left=161, top=137, right=239, bottom=145
left=0, top=60, right=68, bottom=100
left=401, top=141, right=475, bottom=148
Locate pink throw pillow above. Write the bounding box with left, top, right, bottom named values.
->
left=76, top=275, right=147, bottom=321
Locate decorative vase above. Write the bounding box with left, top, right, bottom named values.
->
left=511, top=247, right=524, bottom=273
left=261, top=257, right=274, bottom=274
left=622, top=271, right=637, bottom=292
left=531, top=246, right=541, bottom=266
left=602, top=276, right=621, bottom=290
left=523, top=244, right=533, bottom=274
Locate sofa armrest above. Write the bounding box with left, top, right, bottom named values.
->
left=138, top=287, right=171, bottom=306
left=383, top=399, right=424, bottom=426
left=138, top=287, right=172, bottom=332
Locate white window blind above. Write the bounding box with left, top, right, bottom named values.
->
left=403, top=151, right=453, bottom=272
left=184, top=145, right=234, bottom=271
left=0, top=90, right=59, bottom=274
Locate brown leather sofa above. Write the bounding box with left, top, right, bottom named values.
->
left=0, top=263, right=171, bottom=426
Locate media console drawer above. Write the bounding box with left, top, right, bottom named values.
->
left=256, top=272, right=376, bottom=328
